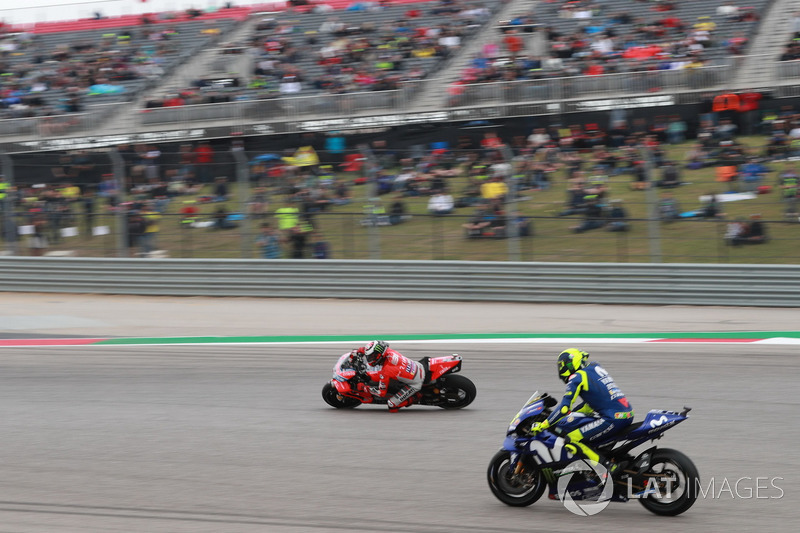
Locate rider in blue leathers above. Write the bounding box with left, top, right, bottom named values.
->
left=529, top=349, right=634, bottom=471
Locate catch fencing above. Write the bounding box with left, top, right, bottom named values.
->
left=0, top=257, right=798, bottom=306
left=3, top=211, right=798, bottom=264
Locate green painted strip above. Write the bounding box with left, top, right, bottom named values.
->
left=93, top=331, right=800, bottom=345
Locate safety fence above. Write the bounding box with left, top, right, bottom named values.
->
left=3, top=210, right=798, bottom=264
left=0, top=257, right=798, bottom=307
left=3, top=146, right=800, bottom=264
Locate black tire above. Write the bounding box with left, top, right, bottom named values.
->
left=321, top=382, right=361, bottom=409
left=637, top=448, right=699, bottom=516
left=436, top=374, right=476, bottom=409
left=487, top=450, right=546, bottom=507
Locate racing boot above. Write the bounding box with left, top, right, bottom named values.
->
left=387, top=398, right=413, bottom=412
left=387, top=386, right=416, bottom=412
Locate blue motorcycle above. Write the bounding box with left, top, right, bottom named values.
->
left=487, top=392, right=699, bottom=516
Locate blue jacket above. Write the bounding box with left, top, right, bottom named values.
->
left=546, top=361, right=633, bottom=426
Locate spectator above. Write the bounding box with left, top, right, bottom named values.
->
left=667, top=118, right=687, bottom=145
left=310, top=231, right=330, bottom=259
left=140, top=202, right=161, bottom=256
left=194, top=141, right=215, bottom=183
left=606, top=199, right=630, bottom=232
left=462, top=204, right=493, bottom=238
left=659, top=192, right=683, bottom=222
left=213, top=177, right=229, bottom=202
left=657, top=161, right=682, bottom=188
left=289, top=215, right=313, bottom=258
left=717, top=2, right=740, bottom=21
left=249, top=187, right=269, bottom=218
left=571, top=195, right=605, bottom=233
left=480, top=176, right=508, bottom=201
left=428, top=192, right=455, bottom=215
left=699, top=193, right=724, bottom=219
left=126, top=208, right=146, bottom=257
left=81, top=189, right=96, bottom=237
left=331, top=180, right=352, bottom=206
left=382, top=195, right=404, bottom=226
left=503, top=29, right=524, bottom=59
left=724, top=217, right=748, bottom=245
left=28, top=215, right=48, bottom=256
left=778, top=166, right=800, bottom=218
left=740, top=158, right=770, bottom=193
left=728, top=214, right=768, bottom=245
left=256, top=222, right=282, bottom=258
left=179, top=200, right=200, bottom=227
left=213, top=206, right=238, bottom=230
left=98, top=174, right=119, bottom=208
left=630, top=160, right=649, bottom=191
left=275, top=197, right=300, bottom=231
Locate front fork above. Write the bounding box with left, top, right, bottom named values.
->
left=508, top=452, right=555, bottom=492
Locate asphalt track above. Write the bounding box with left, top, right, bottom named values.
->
left=0, top=295, right=798, bottom=532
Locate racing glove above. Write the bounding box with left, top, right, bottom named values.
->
left=529, top=420, right=550, bottom=435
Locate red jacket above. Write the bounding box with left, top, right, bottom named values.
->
left=195, top=145, right=214, bottom=164
left=373, top=349, right=421, bottom=397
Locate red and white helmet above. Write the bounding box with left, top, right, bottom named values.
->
left=362, top=340, right=389, bottom=366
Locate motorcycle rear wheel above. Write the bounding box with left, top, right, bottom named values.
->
left=321, top=382, right=361, bottom=409
left=487, top=450, right=546, bottom=507
left=637, top=448, right=699, bottom=516
left=435, top=374, right=476, bottom=409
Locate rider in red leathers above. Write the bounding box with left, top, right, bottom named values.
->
left=349, top=340, right=425, bottom=412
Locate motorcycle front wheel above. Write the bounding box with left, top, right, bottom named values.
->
left=435, top=374, right=476, bottom=409
left=321, top=382, right=361, bottom=408
left=637, top=448, right=699, bottom=516
left=487, top=450, right=546, bottom=507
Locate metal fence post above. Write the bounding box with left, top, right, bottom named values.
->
left=641, top=146, right=662, bottom=263
left=108, top=149, right=128, bottom=257
left=232, top=148, right=251, bottom=258
left=358, top=143, right=380, bottom=259
left=501, top=145, right=521, bottom=262
left=1, top=153, right=18, bottom=255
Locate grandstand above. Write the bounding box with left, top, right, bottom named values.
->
left=0, top=0, right=798, bottom=145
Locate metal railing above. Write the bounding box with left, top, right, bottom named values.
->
left=776, top=59, right=800, bottom=80
left=138, top=87, right=413, bottom=126
left=447, top=65, right=734, bottom=108
left=1, top=256, right=799, bottom=306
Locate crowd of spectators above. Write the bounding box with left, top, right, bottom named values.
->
left=0, top=26, right=181, bottom=119
left=452, top=0, right=760, bottom=89
left=0, top=6, right=242, bottom=119
left=248, top=0, right=494, bottom=96
left=779, top=11, right=800, bottom=61
left=154, top=0, right=498, bottom=104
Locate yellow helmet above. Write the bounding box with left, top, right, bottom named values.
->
left=557, top=348, right=589, bottom=383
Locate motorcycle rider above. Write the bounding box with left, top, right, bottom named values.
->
left=529, top=349, right=634, bottom=474
left=348, top=340, right=425, bottom=412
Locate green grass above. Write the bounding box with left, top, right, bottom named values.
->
left=22, top=137, right=800, bottom=263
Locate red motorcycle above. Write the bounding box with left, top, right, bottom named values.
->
left=322, top=352, right=476, bottom=410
